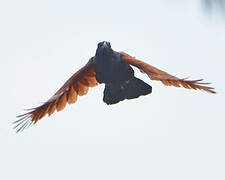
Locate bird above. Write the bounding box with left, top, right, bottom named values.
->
left=14, top=41, right=216, bottom=132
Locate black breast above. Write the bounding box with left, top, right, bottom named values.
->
left=93, top=51, right=134, bottom=84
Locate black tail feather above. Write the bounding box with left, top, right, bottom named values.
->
left=103, top=77, right=152, bottom=105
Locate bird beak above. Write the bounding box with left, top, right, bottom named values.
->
left=102, top=41, right=108, bottom=48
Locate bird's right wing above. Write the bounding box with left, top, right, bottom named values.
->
left=14, top=59, right=98, bottom=132
left=121, top=52, right=215, bottom=94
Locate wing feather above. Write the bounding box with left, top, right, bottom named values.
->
left=56, top=93, right=67, bottom=112
left=121, top=52, right=215, bottom=94
left=67, top=86, right=78, bottom=104
left=14, top=59, right=98, bottom=132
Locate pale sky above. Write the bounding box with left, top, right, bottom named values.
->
left=0, top=0, right=225, bottom=180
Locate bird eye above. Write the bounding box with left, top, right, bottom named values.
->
left=107, top=42, right=111, bottom=48
left=97, top=42, right=102, bottom=48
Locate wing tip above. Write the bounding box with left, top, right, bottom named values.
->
left=13, top=113, right=34, bottom=133
left=182, top=78, right=216, bottom=94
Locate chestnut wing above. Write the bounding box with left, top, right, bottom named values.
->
left=121, top=52, right=215, bottom=94
left=14, top=59, right=98, bottom=132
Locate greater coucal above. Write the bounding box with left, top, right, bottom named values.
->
left=14, top=41, right=215, bottom=132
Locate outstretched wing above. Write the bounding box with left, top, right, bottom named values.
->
left=14, top=59, right=98, bottom=132
left=121, top=52, right=215, bottom=94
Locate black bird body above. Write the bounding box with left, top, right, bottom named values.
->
left=92, top=41, right=152, bottom=104
left=93, top=45, right=134, bottom=84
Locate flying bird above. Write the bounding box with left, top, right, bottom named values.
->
left=14, top=41, right=215, bottom=132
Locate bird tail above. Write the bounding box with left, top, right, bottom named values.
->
left=103, top=77, right=152, bottom=105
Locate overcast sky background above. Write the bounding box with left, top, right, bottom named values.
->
left=0, top=0, right=225, bottom=180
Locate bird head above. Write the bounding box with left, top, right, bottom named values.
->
left=95, top=41, right=113, bottom=56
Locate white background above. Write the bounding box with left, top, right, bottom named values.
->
left=0, top=0, right=225, bottom=180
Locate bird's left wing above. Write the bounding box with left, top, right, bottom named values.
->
left=121, top=52, right=215, bottom=94
left=14, top=59, right=98, bottom=132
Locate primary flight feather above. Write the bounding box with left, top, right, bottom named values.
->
left=14, top=41, right=215, bottom=132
